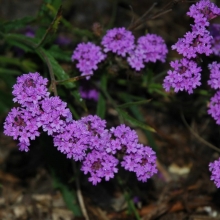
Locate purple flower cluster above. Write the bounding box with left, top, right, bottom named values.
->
left=54, top=116, right=157, bottom=185
left=163, top=58, right=201, bottom=94
left=4, top=72, right=72, bottom=151
left=79, top=86, right=99, bottom=102
left=127, top=34, right=168, bottom=71
left=71, top=42, right=106, bottom=79
left=209, top=158, right=220, bottom=188
left=101, top=27, right=135, bottom=57
left=163, top=0, right=220, bottom=94
left=71, top=28, right=167, bottom=78
left=4, top=73, right=157, bottom=185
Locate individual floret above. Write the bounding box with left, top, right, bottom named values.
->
left=101, top=27, right=135, bottom=57
left=209, top=157, right=220, bottom=188
left=71, top=42, right=106, bottom=79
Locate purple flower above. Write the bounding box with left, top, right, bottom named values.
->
left=187, top=0, right=220, bottom=22
left=208, top=61, right=220, bottom=89
left=210, top=23, right=220, bottom=56
left=209, top=157, right=220, bottom=188
left=107, top=124, right=139, bottom=154
left=3, top=107, right=41, bottom=152
left=12, top=72, right=49, bottom=107
left=172, top=26, right=213, bottom=59
left=163, top=58, right=202, bottom=94
left=53, top=120, right=90, bottom=161
left=71, top=42, right=106, bottom=79
left=127, top=34, right=168, bottom=71
left=81, top=150, right=119, bottom=185
left=79, top=115, right=110, bottom=151
left=55, top=35, right=71, bottom=46
left=127, top=48, right=145, bottom=71
left=37, top=96, right=73, bottom=135
left=136, top=34, right=168, bottom=63
left=208, top=90, right=220, bottom=124
left=79, top=86, right=99, bottom=101
left=101, top=27, right=135, bottom=57
left=121, top=145, right=157, bottom=182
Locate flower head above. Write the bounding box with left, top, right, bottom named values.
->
left=12, top=72, right=49, bottom=107
left=53, top=120, right=90, bottom=161
left=121, top=145, right=157, bottom=182
left=127, top=34, right=168, bottom=71
left=187, top=0, right=220, bottom=23
left=81, top=150, right=119, bottom=185
left=3, top=107, right=41, bottom=151
left=172, top=26, right=213, bottom=59
left=101, top=27, right=135, bottom=57
left=37, top=96, right=72, bottom=135
left=163, top=58, right=202, bottom=94
left=71, top=42, right=106, bottom=79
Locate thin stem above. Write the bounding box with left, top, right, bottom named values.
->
left=128, top=3, right=157, bottom=31
left=35, top=6, right=62, bottom=49
left=38, top=48, right=58, bottom=95
left=72, top=161, right=90, bottom=220
left=181, top=112, right=220, bottom=153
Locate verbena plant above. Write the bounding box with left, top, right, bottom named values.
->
left=1, top=0, right=220, bottom=217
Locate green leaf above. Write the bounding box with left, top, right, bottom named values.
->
left=48, top=45, right=72, bottom=62
left=117, top=99, right=151, bottom=109
left=96, top=74, right=107, bottom=118
left=6, top=39, right=33, bottom=53
left=117, top=109, right=156, bottom=133
left=118, top=95, right=158, bottom=151
left=1, top=16, right=35, bottom=33
left=41, top=49, right=75, bottom=88
left=0, top=68, right=20, bottom=75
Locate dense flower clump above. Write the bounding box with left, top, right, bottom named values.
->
left=163, top=0, right=220, bottom=94
left=71, top=28, right=168, bottom=76
left=4, top=73, right=157, bottom=185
